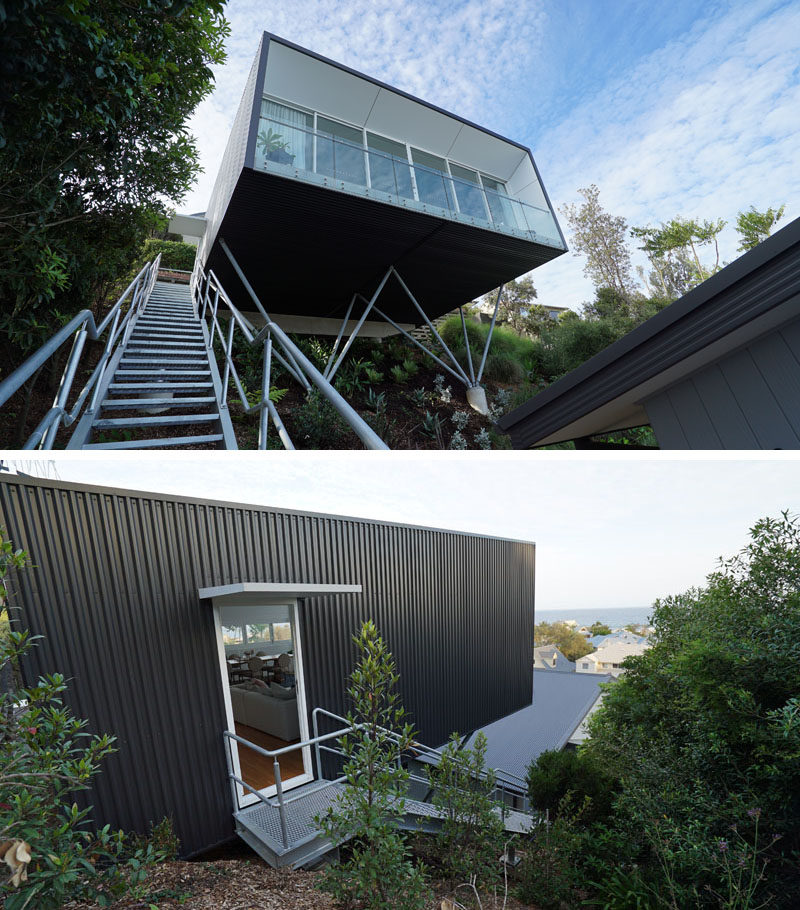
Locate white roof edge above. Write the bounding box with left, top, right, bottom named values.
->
left=198, top=582, right=362, bottom=600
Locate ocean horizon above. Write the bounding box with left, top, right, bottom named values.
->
left=536, top=605, right=654, bottom=629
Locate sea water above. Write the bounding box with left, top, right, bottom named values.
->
left=536, top=605, right=654, bottom=629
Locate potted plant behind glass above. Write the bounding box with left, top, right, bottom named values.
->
left=257, top=127, right=295, bottom=165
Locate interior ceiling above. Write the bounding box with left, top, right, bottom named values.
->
left=264, top=41, right=528, bottom=181
left=205, top=168, right=565, bottom=325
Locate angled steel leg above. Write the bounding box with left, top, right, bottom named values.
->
left=476, top=284, right=504, bottom=384
left=326, top=268, right=393, bottom=381
left=323, top=295, right=356, bottom=380
left=459, top=306, right=476, bottom=385
left=389, top=267, right=470, bottom=386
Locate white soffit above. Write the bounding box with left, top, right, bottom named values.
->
left=447, top=123, right=526, bottom=181
left=199, top=582, right=363, bottom=605
left=365, top=87, right=463, bottom=156
left=265, top=42, right=380, bottom=126
left=169, top=213, right=206, bottom=238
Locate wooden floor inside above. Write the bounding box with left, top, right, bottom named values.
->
left=234, top=722, right=304, bottom=790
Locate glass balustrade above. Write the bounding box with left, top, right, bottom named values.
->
left=254, top=114, right=561, bottom=246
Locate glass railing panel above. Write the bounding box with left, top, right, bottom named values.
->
left=254, top=115, right=563, bottom=246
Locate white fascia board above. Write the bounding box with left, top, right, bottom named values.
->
left=199, top=581, right=362, bottom=604
left=169, top=213, right=207, bottom=238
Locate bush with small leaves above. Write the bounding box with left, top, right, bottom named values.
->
left=316, top=621, right=431, bottom=910
left=390, top=365, right=410, bottom=384
left=365, top=367, right=384, bottom=384
left=449, top=431, right=467, bottom=450
left=401, top=358, right=419, bottom=376
left=474, top=428, right=492, bottom=450
left=450, top=411, right=469, bottom=432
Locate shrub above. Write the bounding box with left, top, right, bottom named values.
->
left=316, top=621, right=430, bottom=910
left=293, top=388, right=348, bottom=448
left=1, top=531, right=173, bottom=908
left=429, top=732, right=506, bottom=889
left=526, top=749, right=615, bottom=822
left=390, top=365, right=409, bottom=384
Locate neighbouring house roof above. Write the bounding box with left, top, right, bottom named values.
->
left=533, top=645, right=575, bottom=672
left=498, top=216, right=800, bottom=448
left=588, top=630, right=648, bottom=649
left=583, top=640, right=649, bottom=665
left=461, top=670, right=612, bottom=786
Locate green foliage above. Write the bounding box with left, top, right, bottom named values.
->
left=429, top=732, right=506, bottom=889
left=0, top=0, right=228, bottom=354
left=560, top=184, right=636, bottom=300
left=364, top=389, right=395, bottom=445
left=317, top=621, right=430, bottom=910
left=0, top=533, right=174, bottom=906
left=136, top=239, right=198, bottom=272
left=585, top=511, right=800, bottom=906
left=589, top=622, right=612, bottom=636
left=517, top=794, right=590, bottom=909
left=293, top=388, right=348, bottom=449
left=736, top=205, right=786, bottom=252
left=534, top=621, right=593, bottom=662
left=419, top=411, right=445, bottom=448
left=365, top=366, right=384, bottom=384
left=390, top=364, right=410, bottom=384
left=401, top=357, right=419, bottom=376
left=526, top=749, right=615, bottom=822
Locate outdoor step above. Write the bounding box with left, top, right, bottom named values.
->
left=100, top=397, right=216, bottom=409
left=120, top=358, right=209, bottom=366
left=83, top=433, right=224, bottom=450
left=130, top=332, right=204, bottom=340
left=107, top=382, right=214, bottom=391
left=127, top=340, right=206, bottom=348
left=92, top=413, right=220, bottom=430
left=114, top=369, right=212, bottom=377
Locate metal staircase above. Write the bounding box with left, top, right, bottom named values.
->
left=67, top=280, right=236, bottom=449
left=224, top=708, right=535, bottom=870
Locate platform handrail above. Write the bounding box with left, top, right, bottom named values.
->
left=192, top=254, right=389, bottom=450
left=0, top=255, right=162, bottom=448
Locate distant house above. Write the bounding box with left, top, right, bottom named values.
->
left=499, top=217, right=800, bottom=449
left=577, top=640, right=649, bottom=676
left=588, top=629, right=648, bottom=649
left=533, top=644, right=575, bottom=672
left=454, top=670, right=612, bottom=806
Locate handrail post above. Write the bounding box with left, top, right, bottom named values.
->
left=313, top=708, right=322, bottom=779
left=273, top=761, right=290, bottom=848
left=41, top=327, right=88, bottom=449
left=259, top=334, right=272, bottom=450
left=221, top=314, right=235, bottom=409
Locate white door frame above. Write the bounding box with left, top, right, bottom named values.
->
left=212, top=597, right=313, bottom=810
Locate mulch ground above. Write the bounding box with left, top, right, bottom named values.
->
left=63, top=856, right=538, bottom=909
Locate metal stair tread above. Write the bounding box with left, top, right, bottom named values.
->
left=100, top=396, right=216, bottom=409
left=92, top=413, right=220, bottom=429
left=107, top=382, right=214, bottom=391
left=83, top=433, right=224, bottom=450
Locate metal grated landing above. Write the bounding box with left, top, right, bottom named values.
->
left=238, top=780, right=346, bottom=848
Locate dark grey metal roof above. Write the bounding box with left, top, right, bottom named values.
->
left=463, top=670, right=611, bottom=784
left=499, top=216, right=800, bottom=448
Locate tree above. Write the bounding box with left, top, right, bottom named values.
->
left=526, top=748, right=615, bottom=821
left=479, top=276, right=539, bottom=335
left=585, top=512, right=800, bottom=905
left=317, top=621, right=430, bottom=910
left=736, top=204, right=786, bottom=252
left=1, top=529, right=172, bottom=907
left=588, top=622, right=611, bottom=636
left=560, top=185, right=636, bottom=300
left=429, top=731, right=506, bottom=890
left=534, top=622, right=593, bottom=662
left=0, top=0, right=229, bottom=355
left=631, top=216, right=725, bottom=296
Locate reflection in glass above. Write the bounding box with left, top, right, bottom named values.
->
left=482, top=176, right=520, bottom=230
left=317, top=117, right=366, bottom=187
left=411, top=148, right=454, bottom=211
left=257, top=100, right=313, bottom=170
left=367, top=133, right=413, bottom=199
left=450, top=164, right=488, bottom=220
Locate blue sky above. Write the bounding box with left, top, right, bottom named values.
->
left=26, top=454, right=800, bottom=614
left=183, top=0, right=800, bottom=311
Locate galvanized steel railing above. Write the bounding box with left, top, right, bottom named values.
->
left=0, top=256, right=162, bottom=449
left=192, top=250, right=388, bottom=450
left=223, top=706, right=528, bottom=854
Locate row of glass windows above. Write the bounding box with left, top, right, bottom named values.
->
left=255, top=98, right=519, bottom=227
left=222, top=621, right=292, bottom=646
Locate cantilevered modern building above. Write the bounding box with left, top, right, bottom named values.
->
left=189, top=33, right=566, bottom=413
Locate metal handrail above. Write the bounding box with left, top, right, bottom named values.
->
left=0, top=255, right=162, bottom=449
left=192, top=255, right=389, bottom=450
left=224, top=705, right=529, bottom=851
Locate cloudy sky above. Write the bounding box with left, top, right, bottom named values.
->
left=19, top=454, right=800, bottom=614
left=181, top=0, right=800, bottom=311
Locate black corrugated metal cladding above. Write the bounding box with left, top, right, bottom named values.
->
left=0, top=477, right=535, bottom=855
